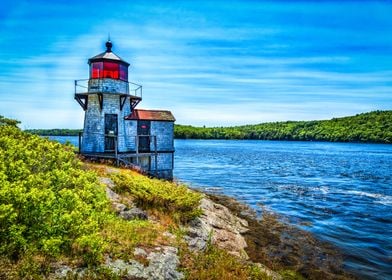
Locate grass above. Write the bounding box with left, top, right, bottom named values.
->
left=100, top=216, right=163, bottom=261
left=179, top=241, right=270, bottom=280
left=109, top=170, right=203, bottom=223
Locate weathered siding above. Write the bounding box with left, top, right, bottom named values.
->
left=150, top=121, right=174, bottom=152
left=82, top=94, right=104, bottom=152
left=88, top=78, right=128, bottom=93
left=150, top=153, right=173, bottom=171
left=150, top=153, right=174, bottom=180
left=81, top=93, right=131, bottom=153
left=123, top=120, right=137, bottom=151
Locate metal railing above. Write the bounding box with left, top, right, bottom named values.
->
left=78, top=133, right=157, bottom=155
left=74, top=79, right=142, bottom=98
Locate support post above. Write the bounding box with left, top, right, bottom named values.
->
left=154, top=135, right=157, bottom=176
left=78, top=131, right=82, bottom=154
left=135, top=135, right=139, bottom=166
left=115, top=137, right=118, bottom=166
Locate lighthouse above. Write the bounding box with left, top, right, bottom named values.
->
left=75, top=40, right=175, bottom=179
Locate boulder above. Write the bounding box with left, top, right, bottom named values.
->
left=119, top=207, right=148, bottom=220
left=185, top=197, right=249, bottom=259
left=104, top=246, right=183, bottom=280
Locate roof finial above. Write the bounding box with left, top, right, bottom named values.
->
left=105, top=34, right=112, bottom=52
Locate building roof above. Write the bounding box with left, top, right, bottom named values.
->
left=88, top=40, right=130, bottom=66
left=90, top=51, right=124, bottom=61
left=125, top=109, right=176, bottom=122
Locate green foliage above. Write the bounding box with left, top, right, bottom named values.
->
left=0, top=124, right=110, bottom=264
left=0, top=119, right=164, bottom=278
left=100, top=217, right=158, bottom=260
left=25, top=111, right=392, bottom=143
left=175, top=110, right=392, bottom=143
left=25, top=128, right=82, bottom=136
left=180, top=242, right=270, bottom=280
left=0, top=115, right=20, bottom=127
left=279, top=269, right=306, bottom=280
left=110, top=172, right=203, bottom=223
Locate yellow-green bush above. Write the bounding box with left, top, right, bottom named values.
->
left=180, top=242, right=270, bottom=280
left=0, top=123, right=109, bottom=264
left=110, top=172, right=202, bottom=223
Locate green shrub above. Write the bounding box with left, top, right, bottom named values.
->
left=110, top=172, right=202, bottom=223
left=100, top=216, right=158, bottom=260
left=180, top=242, right=270, bottom=280
left=0, top=124, right=109, bottom=264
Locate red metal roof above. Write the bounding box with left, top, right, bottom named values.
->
left=125, top=109, right=175, bottom=122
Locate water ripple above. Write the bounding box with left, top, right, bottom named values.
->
left=174, top=139, right=392, bottom=279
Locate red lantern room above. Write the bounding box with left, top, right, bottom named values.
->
left=88, top=40, right=130, bottom=81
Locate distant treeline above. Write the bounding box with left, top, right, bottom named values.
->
left=26, top=110, right=392, bottom=143
left=175, top=110, right=392, bottom=143
left=26, top=129, right=82, bottom=136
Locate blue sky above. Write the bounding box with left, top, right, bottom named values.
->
left=1, top=0, right=391, bottom=128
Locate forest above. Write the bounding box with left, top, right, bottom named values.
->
left=25, top=110, right=392, bottom=143
left=175, top=110, right=392, bottom=143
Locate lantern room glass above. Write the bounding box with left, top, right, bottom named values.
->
left=90, top=62, right=103, bottom=79
left=103, top=62, right=119, bottom=79
left=119, top=64, right=128, bottom=81
left=90, top=61, right=128, bottom=81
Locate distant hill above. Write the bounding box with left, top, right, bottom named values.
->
left=26, top=110, right=392, bottom=143
left=175, top=110, right=392, bottom=143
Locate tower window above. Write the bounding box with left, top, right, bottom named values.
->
left=103, top=62, right=119, bottom=79
left=90, top=61, right=128, bottom=81
left=119, top=64, right=128, bottom=81
left=91, top=62, right=103, bottom=79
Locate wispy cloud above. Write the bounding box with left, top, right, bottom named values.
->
left=0, top=0, right=391, bottom=128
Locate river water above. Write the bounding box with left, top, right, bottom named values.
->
left=49, top=136, right=392, bottom=279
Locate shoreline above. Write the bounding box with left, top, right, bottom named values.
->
left=35, top=133, right=392, bottom=145
left=202, top=192, right=355, bottom=280
left=87, top=161, right=354, bottom=279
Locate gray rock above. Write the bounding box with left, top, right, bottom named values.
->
left=112, top=202, right=127, bottom=213
left=99, top=177, right=115, bottom=189
left=145, top=246, right=183, bottom=280
left=52, top=265, right=87, bottom=279
left=184, top=218, right=210, bottom=251
left=105, top=258, right=146, bottom=279
left=255, top=263, right=283, bottom=280
left=134, top=247, right=148, bottom=257
left=101, top=176, right=121, bottom=202
left=185, top=197, right=249, bottom=259
left=104, top=246, right=183, bottom=280
left=53, top=265, right=73, bottom=278
left=119, top=207, right=148, bottom=220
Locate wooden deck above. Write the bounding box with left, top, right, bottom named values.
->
left=81, top=151, right=158, bottom=176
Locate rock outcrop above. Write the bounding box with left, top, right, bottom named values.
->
left=184, top=197, right=249, bottom=259
left=101, top=177, right=148, bottom=220
left=54, top=246, right=183, bottom=280
left=105, top=246, right=183, bottom=280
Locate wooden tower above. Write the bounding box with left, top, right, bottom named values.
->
left=75, top=40, right=175, bottom=179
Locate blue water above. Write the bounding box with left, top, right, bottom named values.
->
left=47, top=135, right=80, bottom=147
left=50, top=136, right=392, bottom=279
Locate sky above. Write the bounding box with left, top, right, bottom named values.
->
left=0, top=0, right=392, bottom=128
